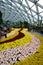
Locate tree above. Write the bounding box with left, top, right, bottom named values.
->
left=24, top=21, right=28, bottom=28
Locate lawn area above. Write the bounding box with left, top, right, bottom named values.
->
left=13, top=32, right=43, bottom=65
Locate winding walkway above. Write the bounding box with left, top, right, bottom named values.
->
left=0, top=30, right=40, bottom=65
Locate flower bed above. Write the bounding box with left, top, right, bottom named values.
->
left=0, top=28, right=32, bottom=51
left=14, top=33, right=43, bottom=65
left=0, top=29, right=19, bottom=43
left=0, top=31, right=40, bottom=65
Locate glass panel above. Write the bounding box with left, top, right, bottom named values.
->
left=16, top=3, right=20, bottom=7
left=2, top=0, right=6, bottom=2
left=42, top=21, right=43, bottom=23
left=38, top=0, right=43, bottom=6
left=38, top=6, right=43, bottom=13
left=25, top=8, right=31, bottom=14
left=35, top=15, right=38, bottom=19
left=27, top=0, right=34, bottom=8
left=23, top=11, right=27, bottom=16
left=32, top=5, right=37, bottom=12
left=40, top=13, right=43, bottom=17
left=20, top=6, right=24, bottom=10
left=28, top=11, right=31, bottom=14
left=23, top=0, right=27, bottom=6
left=26, top=8, right=29, bottom=11
left=39, top=16, right=42, bottom=20
left=32, top=12, right=36, bottom=16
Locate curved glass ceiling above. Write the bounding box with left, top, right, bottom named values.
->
left=0, top=0, right=43, bottom=23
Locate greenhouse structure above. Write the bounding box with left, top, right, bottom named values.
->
left=0, top=0, right=43, bottom=65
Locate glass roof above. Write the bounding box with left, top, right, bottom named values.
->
left=0, top=0, right=43, bottom=23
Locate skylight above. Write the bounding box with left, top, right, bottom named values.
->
left=0, top=0, right=43, bottom=23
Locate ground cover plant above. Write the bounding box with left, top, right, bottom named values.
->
left=13, top=32, right=43, bottom=65
left=0, top=28, right=32, bottom=51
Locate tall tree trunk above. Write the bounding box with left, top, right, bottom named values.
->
left=0, top=11, right=3, bottom=24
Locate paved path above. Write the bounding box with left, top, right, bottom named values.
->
left=0, top=30, right=40, bottom=65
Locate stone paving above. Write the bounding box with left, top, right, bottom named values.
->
left=0, top=34, right=40, bottom=65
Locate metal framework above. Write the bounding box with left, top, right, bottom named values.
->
left=0, top=0, right=43, bottom=24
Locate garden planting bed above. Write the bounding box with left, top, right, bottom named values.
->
left=0, top=29, right=25, bottom=44
left=0, top=29, right=40, bottom=65
left=0, top=28, right=20, bottom=43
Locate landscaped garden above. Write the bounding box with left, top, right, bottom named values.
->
left=0, top=28, right=32, bottom=51
left=0, top=27, right=43, bottom=65
left=13, top=31, right=43, bottom=65
left=0, top=1, right=43, bottom=64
